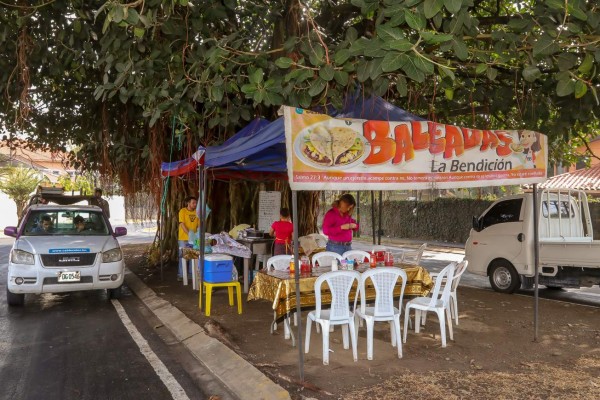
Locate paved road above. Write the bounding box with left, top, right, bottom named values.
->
left=353, top=241, right=600, bottom=307
left=0, top=232, right=230, bottom=400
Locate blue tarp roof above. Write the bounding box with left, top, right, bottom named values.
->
left=161, top=95, right=424, bottom=179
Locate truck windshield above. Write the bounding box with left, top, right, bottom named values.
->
left=23, top=210, right=109, bottom=236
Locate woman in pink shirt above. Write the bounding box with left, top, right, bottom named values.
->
left=270, top=208, right=293, bottom=255
left=322, top=194, right=359, bottom=255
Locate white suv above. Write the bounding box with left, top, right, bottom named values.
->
left=4, top=205, right=127, bottom=306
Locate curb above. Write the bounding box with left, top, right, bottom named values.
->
left=124, top=270, right=291, bottom=400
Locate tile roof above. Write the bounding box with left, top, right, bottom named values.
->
left=539, top=164, right=600, bottom=191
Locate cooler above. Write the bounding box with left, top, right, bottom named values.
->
left=204, top=254, right=234, bottom=283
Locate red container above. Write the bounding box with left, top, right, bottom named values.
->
left=375, top=251, right=385, bottom=262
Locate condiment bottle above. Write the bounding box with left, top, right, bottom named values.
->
left=331, top=258, right=338, bottom=271
left=370, top=250, right=377, bottom=268
left=289, top=256, right=295, bottom=274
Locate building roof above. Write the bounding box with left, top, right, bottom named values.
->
left=538, top=164, right=600, bottom=192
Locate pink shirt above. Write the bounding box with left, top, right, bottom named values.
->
left=322, top=207, right=358, bottom=243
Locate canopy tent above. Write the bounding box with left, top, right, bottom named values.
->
left=160, top=95, right=424, bottom=180
left=283, top=106, right=548, bottom=381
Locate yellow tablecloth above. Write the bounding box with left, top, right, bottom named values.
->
left=248, top=264, right=433, bottom=319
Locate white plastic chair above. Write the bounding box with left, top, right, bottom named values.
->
left=355, top=267, right=407, bottom=360
left=266, top=255, right=292, bottom=271
left=342, top=250, right=371, bottom=263
left=403, top=262, right=456, bottom=347
left=305, top=270, right=360, bottom=365
left=311, top=251, right=343, bottom=268
left=402, top=243, right=427, bottom=265
left=425, top=260, right=469, bottom=326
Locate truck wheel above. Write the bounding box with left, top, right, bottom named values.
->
left=6, top=288, right=25, bottom=306
left=108, top=285, right=123, bottom=299
left=489, top=260, right=520, bottom=294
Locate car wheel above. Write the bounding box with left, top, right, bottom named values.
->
left=489, top=260, right=520, bottom=294
left=6, top=288, right=25, bottom=306
left=108, top=285, right=123, bottom=299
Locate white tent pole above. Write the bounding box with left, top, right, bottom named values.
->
left=533, top=183, right=540, bottom=341
left=291, top=190, right=304, bottom=381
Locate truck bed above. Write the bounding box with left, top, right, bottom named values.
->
left=540, top=240, right=600, bottom=269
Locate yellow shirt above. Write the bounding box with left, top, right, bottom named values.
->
left=178, top=207, right=199, bottom=241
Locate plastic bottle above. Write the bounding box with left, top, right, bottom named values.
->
left=370, top=250, right=377, bottom=268
left=331, top=258, right=338, bottom=271
left=289, top=256, right=295, bottom=274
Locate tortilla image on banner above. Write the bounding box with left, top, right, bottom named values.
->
left=308, top=125, right=334, bottom=165
left=330, top=126, right=363, bottom=165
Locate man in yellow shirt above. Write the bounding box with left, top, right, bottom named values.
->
left=178, top=196, right=199, bottom=281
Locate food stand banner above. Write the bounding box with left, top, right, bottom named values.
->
left=284, top=106, right=547, bottom=191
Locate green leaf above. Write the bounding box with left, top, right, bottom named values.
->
left=424, top=0, right=444, bottom=19
left=346, top=27, right=358, bottom=42
left=308, top=78, right=327, bottom=96
left=241, top=83, right=257, bottom=94
left=444, top=0, right=462, bottom=14
left=319, top=65, right=335, bottom=81
left=357, top=61, right=370, bottom=82
left=522, top=65, right=542, bottom=82
left=275, top=57, right=293, bottom=68
left=381, top=52, right=405, bottom=72
left=373, top=77, right=390, bottom=97
left=387, top=39, right=413, bottom=52
left=334, top=49, right=350, bottom=65
left=452, top=39, right=468, bottom=61
left=568, top=4, right=588, bottom=21
left=439, top=65, right=455, bottom=80
left=578, top=54, right=594, bottom=74
left=574, top=81, right=587, bottom=99
left=249, top=69, right=263, bottom=84
left=475, top=63, right=488, bottom=74
left=445, top=87, right=454, bottom=100
left=508, top=18, right=530, bottom=32
left=399, top=55, right=426, bottom=82
left=412, top=54, right=435, bottom=74
left=545, top=0, right=563, bottom=9
left=264, top=91, right=283, bottom=106
left=421, top=31, right=454, bottom=44
left=377, top=24, right=405, bottom=41
left=532, top=34, right=559, bottom=58
left=396, top=76, right=408, bottom=97
left=405, top=10, right=426, bottom=30
left=334, top=70, right=349, bottom=86
left=486, top=67, right=498, bottom=81
left=133, top=27, right=145, bottom=38
left=556, top=79, right=575, bottom=97
left=556, top=53, right=577, bottom=71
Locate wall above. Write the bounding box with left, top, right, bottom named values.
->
left=351, top=198, right=494, bottom=244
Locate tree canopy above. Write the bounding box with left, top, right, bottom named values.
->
left=1, top=0, right=599, bottom=189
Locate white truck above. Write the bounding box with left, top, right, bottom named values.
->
left=465, top=189, right=600, bottom=293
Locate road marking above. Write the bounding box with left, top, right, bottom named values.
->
left=111, top=299, right=190, bottom=400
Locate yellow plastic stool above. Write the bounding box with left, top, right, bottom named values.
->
left=199, top=281, right=242, bottom=317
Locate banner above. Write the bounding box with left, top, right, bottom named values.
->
left=284, top=107, right=547, bottom=191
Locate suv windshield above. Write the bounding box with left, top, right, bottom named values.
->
left=23, top=210, right=109, bottom=236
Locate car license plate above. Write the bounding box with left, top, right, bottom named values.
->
left=58, top=271, right=81, bottom=282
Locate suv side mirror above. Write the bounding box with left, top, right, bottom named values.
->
left=472, top=216, right=481, bottom=232
left=4, top=226, right=17, bottom=237
left=113, top=227, right=127, bottom=237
